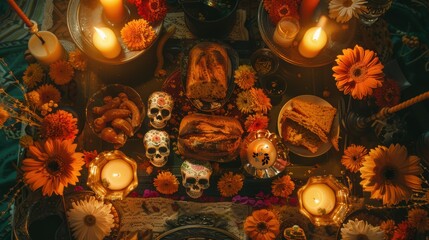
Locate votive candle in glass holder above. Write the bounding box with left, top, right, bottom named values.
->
left=101, top=159, right=133, bottom=190
left=301, top=183, right=336, bottom=216
left=273, top=16, right=300, bottom=48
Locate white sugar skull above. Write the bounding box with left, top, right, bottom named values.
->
left=181, top=160, right=212, bottom=199
left=147, top=91, right=173, bottom=129
left=143, top=130, right=170, bottom=167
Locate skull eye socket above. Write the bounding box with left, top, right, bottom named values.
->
left=161, top=109, right=170, bottom=117
left=159, top=146, right=168, bottom=153
left=198, top=179, right=208, bottom=185
left=186, top=178, right=196, bottom=184
left=150, top=108, right=159, bottom=114
left=147, top=147, right=156, bottom=154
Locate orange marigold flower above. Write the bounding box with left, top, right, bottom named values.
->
left=23, top=63, right=44, bottom=89
left=21, top=138, right=85, bottom=196
left=360, top=144, right=422, bottom=206
left=41, top=110, right=79, bottom=141
left=153, top=171, right=179, bottom=195
left=236, top=90, right=255, bottom=114
left=121, top=19, right=155, bottom=51
left=250, top=88, right=272, bottom=114
left=49, top=60, right=74, bottom=85
left=268, top=0, right=299, bottom=25
left=408, top=208, right=429, bottom=232
left=0, top=105, right=10, bottom=127
left=83, top=150, right=98, bottom=168
left=217, top=172, right=243, bottom=197
left=26, top=90, right=41, bottom=107
left=380, top=219, right=396, bottom=239
left=68, top=49, right=87, bottom=71
left=234, top=65, right=257, bottom=90
left=36, top=84, right=61, bottom=108
left=244, top=113, right=269, bottom=132
left=244, top=209, right=280, bottom=240
left=333, top=45, right=384, bottom=100
left=136, top=0, right=167, bottom=23
left=341, top=144, right=368, bottom=173
left=271, top=175, right=295, bottom=198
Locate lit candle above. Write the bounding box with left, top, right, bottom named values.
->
left=247, top=138, right=277, bottom=169
left=93, top=27, right=121, bottom=59
left=28, top=31, right=64, bottom=65
left=273, top=17, right=300, bottom=48
left=101, top=159, right=133, bottom=190
left=301, top=183, right=336, bottom=216
left=298, top=26, right=327, bottom=58
left=100, top=0, right=124, bottom=23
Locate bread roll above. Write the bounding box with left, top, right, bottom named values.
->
left=186, top=42, right=229, bottom=100
left=178, top=113, right=243, bottom=162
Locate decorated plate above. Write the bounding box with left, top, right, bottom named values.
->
left=181, top=42, right=238, bottom=112
left=277, top=95, right=339, bottom=157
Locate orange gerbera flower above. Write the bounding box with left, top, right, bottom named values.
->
left=153, top=171, right=179, bottom=195
left=250, top=88, right=272, bottom=114
left=49, top=60, right=74, bottom=85
left=41, top=110, right=79, bottom=141
left=36, top=84, right=61, bottom=108
left=121, top=19, right=155, bottom=51
left=21, top=138, right=85, bottom=196
left=244, top=114, right=269, bottom=132
left=341, top=144, right=368, bottom=173
left=234, top=65, right=257, bottom=90
left=360, top=144, right=422, bottom=206
left=244, top=209, right=280, bottom=240
left=271, top=175, right=295, bottom=198
left=332, top=45, right=384, bottom=100
left=217, top=172, right=243, bottom=197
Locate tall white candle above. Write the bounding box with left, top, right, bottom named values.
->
left=93, top=27, right=121, bottom=59
left=101, top=159, right=133, bottom=190
left=247, top=138, right=277, bottom=169
left=273, top=17, right=300, bottom=48
left=302, top=183, right=336, bottom=216
left=100, top=0, right=124, bottom=23
left=28, top=31, right=64, bottom=65
left=298, top=27, right=327, bottom=58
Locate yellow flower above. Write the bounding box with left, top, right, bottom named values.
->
left=341, top=144, right=368, bottom=173
left=153, top=171, right=179, bottom=195
left=333, top=45, right=384, bottom=100
left=360, top=144, right=422, bottom=205
left=0, top=105, right=10, bottom=126
left=329, top=0, right=367, bottom=23
left=244, top=209, right=280, bottom=240
left=26, top=90, right=41, bottom=107
left=236, top=90, right=254, bottom=114
left=250, top=87, right=272, bottom=114
left=19, top=135, right=34, bottom=148
left=21, top=138, right=85, bottom=196
left=408, top=208, right=429, bottom=232
left=121, top=19, right=155, bottom=51
left=217, top=172, right=243, bottom=197
left=36, top=84, right=61, bottom=108
left=49, top=60, right=74, bottom=85
left=23, top=63, right=44, bottom=89
left=68, top=49, right=87, bottom=71
left=271, top=175, right=295, bottom=198
left=234, top=65, right=257, bottom=90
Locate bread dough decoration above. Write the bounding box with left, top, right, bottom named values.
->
left=147, top=91, right=173, bottom=129
left=283, top=225, right=307, bottom=240
left=180, top=159, right=212, bottom=199
left=143, top=129, right=170, bottom=167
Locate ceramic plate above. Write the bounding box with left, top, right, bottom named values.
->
left=277, top=95, right=338, bottom=157
left=181, top=42, right=238, bottom=112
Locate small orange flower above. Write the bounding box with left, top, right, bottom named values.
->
left=153, top=171, right=179, bottom=195
left=49, top=60, right=74, bottom=85
left=23, top=63, right=44, bottom=89
left=217, top=172, right=243, bottom=197
left=36, top=84, right=61, bottom=108
left=333, top=45, right=384, bottom=100
left=244, top=209, right=280, bottom=240
left=341, top=144, right=368, bottom=173
left=250, top=88, right=272, bottom=114
left=0, top=105, right=9, bottom=126
left=121, top=19, right=155, bottom=51
left=380, top=219, right=396, bottom=239
left=408, top=208, right=429, bottom=232
left=234, top=65, right=257, bottom=90
left=236, top=90, right=254, bottom=114
left=271, top=175, right=295, bottom=198
left=244, top=113, right=269, bottom=132
left=83, top=150, right=98, bottom=168
left=41, top=110, right=79, bottom=141
left=68, top=49, right=87, bottom=71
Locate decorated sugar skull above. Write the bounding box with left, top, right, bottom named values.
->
left=143, top=130, right=170, bottom=167
left=180, top=159, right=212, bottom=199
left=147, top=91, right=173, bottom=129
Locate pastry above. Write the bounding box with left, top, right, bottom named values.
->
left=291, top=99, right=337, bottom=134
left=281, top=117, right=323, bottom=153
left=186, top=42, right=229, bottom=101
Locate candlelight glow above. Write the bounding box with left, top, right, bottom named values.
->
left=312, top=27, right=322, bottom=41
left=94, top=27, right=107, bottom=39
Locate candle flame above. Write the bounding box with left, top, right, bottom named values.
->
left=112, top=173, right=120, bottom=177
left=94, top=27, right=107, bottom=40
left=312, top=27, right=322, bottom=41
left=314, top=198, right=320, bottom=204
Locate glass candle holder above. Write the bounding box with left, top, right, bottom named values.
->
left=298, top=175, right=350, bottom=226
left=273, top=16, right=300, bottom=48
